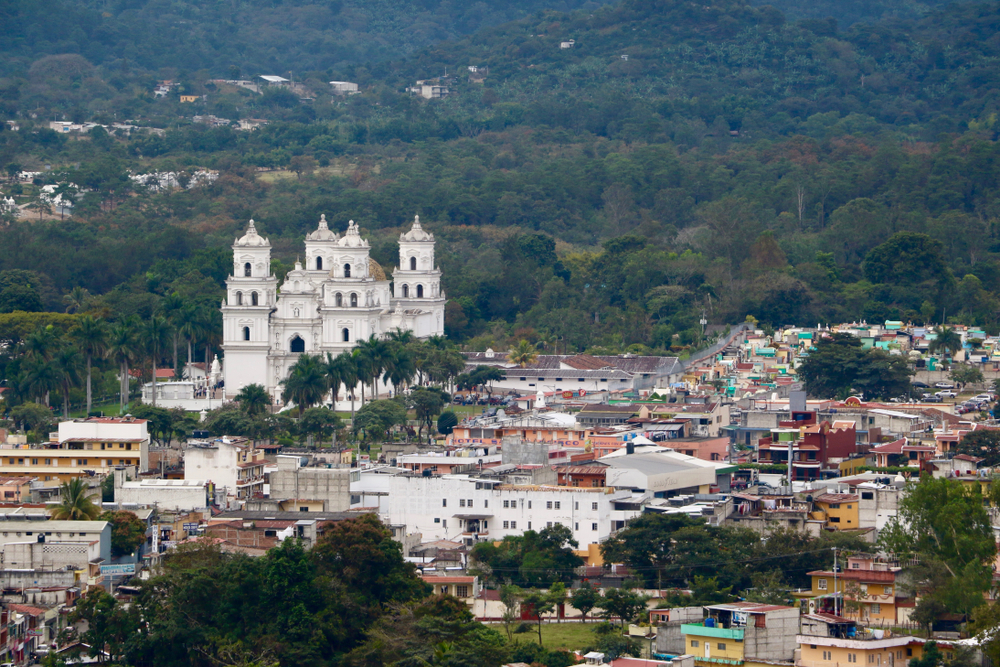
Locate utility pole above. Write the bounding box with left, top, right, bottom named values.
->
left=832, top=547, right=839, bottom=616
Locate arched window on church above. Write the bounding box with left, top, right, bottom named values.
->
left=335, top=293, right=343, bottom=307
left=402, top=285, right=409, bottom=298
left=343, top=263, right=351, bottom=278
left=416, top=284, right=424, bottom=298
left=244, top=262, right=252, bottom=277
left=236, top=291, right=243, bottom=305
left=342, top=328, right=350, bottom=342
left=350, top=293, right=358, bottom=307
left=290, top=336, right=305, bottom=353
left=251, top=292, right=259, bottom=306
left=243, top=327, right=250, bottom=341
left=410, top=256, right=417, bottom=271
left=316, top=256, right=323, bottom=271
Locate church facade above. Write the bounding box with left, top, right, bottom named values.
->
left=221, top=215, right=445, bottom=399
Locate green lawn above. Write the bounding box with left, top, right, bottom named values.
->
left=492, top=622, right=602, bottom=652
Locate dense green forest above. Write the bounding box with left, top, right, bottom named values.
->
left=2, top=0, right=1000, bottom=366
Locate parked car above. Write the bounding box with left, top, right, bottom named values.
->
left=912, top=381, right=930, bottom=388
left=975, top=394, right=994, bottom=402
left=922, top=396, right=943, bottom=403
left=935, top=382, right=955, bottom=389
left=936, top=390, right=958, bottom=398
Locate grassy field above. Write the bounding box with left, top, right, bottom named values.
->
left=492, top=622, right=602, bottom=652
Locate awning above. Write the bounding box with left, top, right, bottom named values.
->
left=453, top=514, right=493, bottom=520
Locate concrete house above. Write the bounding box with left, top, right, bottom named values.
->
left=682, top=602, right=800, bottom=667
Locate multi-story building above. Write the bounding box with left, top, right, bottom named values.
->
left=797, top=615, right=951, bottom=667
left=0, top=417, right=149, bottom=485
left=384, top=472, right=640, bottom=547
left=756, top=416, right=857, bottom=481
left=682, top=602, right=800, bottom=667
left=185, top=437, right=266, bottom=500
left=800, top=555, right=910, bottom=624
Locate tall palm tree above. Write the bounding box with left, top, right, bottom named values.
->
left=23, top=326, right=59, bottom=361
left=108, top=318, right=139, bottom=412
left=235, top=383, right=272, bottom=417
left=929, top=326, right=962, bottom=362
left=143, top=315, right=171, bottom=407
left=280, top=354, right=327, bottom=416
left=330, top=351, right=360, bottom=422
left=23, top=356, right=60, bottom=406
left=160, top=293, right=186, bottom=375
left=177, top=305, right=200, bottom=377
left=71, top=315, right=109, bottom=416
left=54, top=346, right=84, bottom=418
left=508, top=339, right=539, bottom=368
left=355, top=335, right=392, bottom=400
left=386, top=328, right=416, bottom=345
left=51, top=478, right=102, bottom=520
left=383, top=345, right=416, bottom=396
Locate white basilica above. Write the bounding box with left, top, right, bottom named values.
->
left=221, top=215, right=446, bottom=400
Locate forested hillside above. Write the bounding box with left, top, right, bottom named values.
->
left=1, top=0, right=1000, bottom=359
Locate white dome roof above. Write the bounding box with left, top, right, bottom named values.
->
left=234, top=219, right=270, bottom=247
left=400, top=215, right=433, bottom=242
left=337, top=220, right=369, bottom=248
left=306, top=214, right=339, bottom=241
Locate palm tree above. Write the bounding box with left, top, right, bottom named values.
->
left=355, top=336, right=391, bottom=401
left=508, top=340, right=539, bottom=368
left=23, top=356, right=60, bottom=406
left=54, top=346, right=84, bottom=418
left=62, top=286, right=92, bottom=314
left=280, top=354, right=327, bottom=416
left=51, top=478, right=102, bottom=520
left=143, top=315, right=171, bottom=407
left=236, top=383, right=272, bottom=417
left=929, top=326, right=962, bottom=362
left=330, top=351, right=360, bottom=422
left=108, top=318, right=139, bottom=412
left=71, top=315, right=108, bottom=416
left=177, top=305, right=200, bottom=377
left=386, top=328, right=416, bottom=345
left=23, top=326, right=59, bottom=361
left=383, top=345, right=416, bottom=396
left=160, top=293, right=186, bottom=375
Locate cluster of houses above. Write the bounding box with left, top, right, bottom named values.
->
left=0, top=319, right=997, bottom=664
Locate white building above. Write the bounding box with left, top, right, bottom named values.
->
left=114, top=474, right=209, bottom=512
left=57, top=417, right=150, bottom=472
left=329, top=81, right=359, bottom=94
left=184, top=438, right=266, bottom=500
left=221, top=216, right=446, bottom=400
left=384, top=473, right=641, bottom=547
left=0, top=520, right=111, bottom=564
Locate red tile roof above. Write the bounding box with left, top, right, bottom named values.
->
left=9, top=604, right=46, bottom=617
left=814, top=493, right=859, bottom=504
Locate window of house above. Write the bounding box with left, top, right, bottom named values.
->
left=434, top=518, right=440, bottom=523
left=460, top=499, right=466, bottom=507
left=402, top=285, right=409, bottom=297
left=335, top=292, right=343, bottom=307
left=592, top=523, right=598, bottom=531
left=484, top=500, right=488, bottom=508
left=574, top=502, right=579, bottom=510
left=31, top=459, right=37, bottom=465
left=527, top=522, right=531, bottom=529
left=251, top=292, right=259, bottom=306
left=342, top=328, right=350, bottom=342
left=456, top=585, right=469, bottom=598
left=554, top=501, right=561, bottom=510
left=575, top=522, right=579, bottom=530
left=316, top=257, right=323, bottom=271
left=592, top=502, right=599, bottom=510
left=830, top=503, right=840, bottom=509
left=818, top=579, right=828, bottom=590
left=417, top=285, right=424, bottom=298
left=467, top=499, right=472, bottom=507
left=547, top=521, right=553, bottom=528
left=691, top=641, right=699, bottom=648
left=410, top=256, right=417, bottom=270
left=236, top=291, right=243, bottom=305
left=510, top=521, right=516, bottom=529
left=871, top=603, right=881, bottom=615
left=718, top=644, right=726, bottom=651
left=243, top=327, right=250, bottom=341
left=503, top=500, right=509, bottom=508
left=527, top=501, right=531, bottom=509
left=830, top=517, right=841, bottom=523
left=45, top=459, right=51, bottom=465
left=503, top=521, right=509, bottom=529
left=442, top=499, right=447, bottom=507
left=862, top=492, right=874, bottom=500
left=885, top=586, right=893, bottom=595
left=546, top=501, right=552, bottom=509
left=290, top=336, right=305, bottom=353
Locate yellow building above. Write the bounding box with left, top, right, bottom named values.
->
left=683, top=602, right=800, bottom=667
left=810, top=493, right=860, bottom=530
left=802, top=557, right=905, bottom=624
left=798, top=633, right=955, bottom=667
left=179, top=95, right=201, bottom=103
left=0, top=418, right=149, bottom=485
